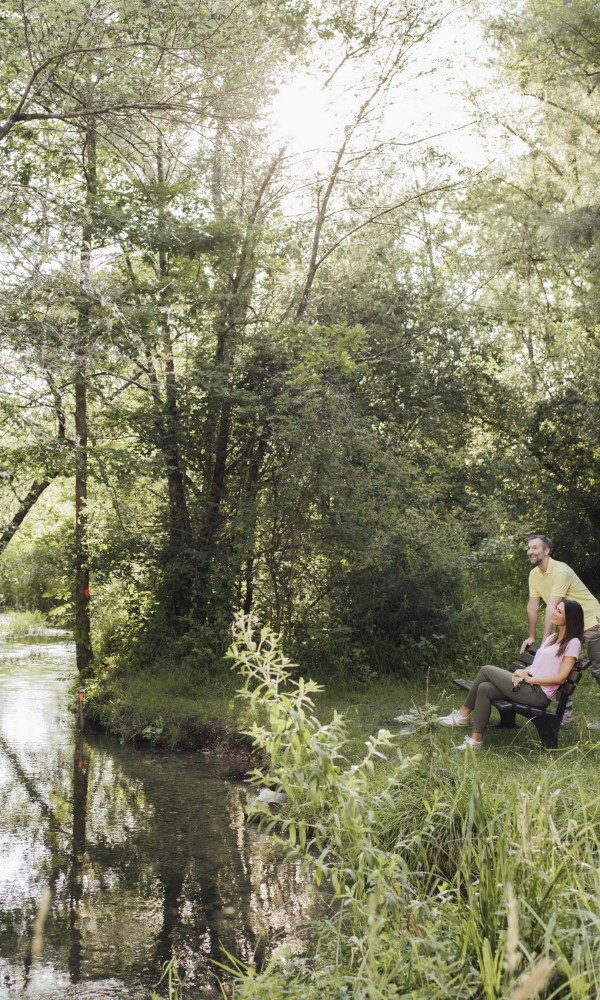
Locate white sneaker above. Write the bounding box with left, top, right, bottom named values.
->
left=436, top=709, right=469, bottom=727
left=454, top=736, right=483, bottom=751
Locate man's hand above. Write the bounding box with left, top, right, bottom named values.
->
left=519, top=638, right=534, bottom=655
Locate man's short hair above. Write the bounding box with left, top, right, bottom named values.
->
left=528, top=533, right=553, bottom=553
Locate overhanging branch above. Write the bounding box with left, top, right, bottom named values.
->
left=0, top=479, right=52, bottom=554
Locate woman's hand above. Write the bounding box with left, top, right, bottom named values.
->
left=512, top=670, right=524, bottom=685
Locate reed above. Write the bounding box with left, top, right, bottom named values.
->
left=152, top=955, right=185, bottom=1000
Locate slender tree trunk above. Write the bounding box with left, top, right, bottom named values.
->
left=240, top=431, right=269, bottom=614
left=294, top=139, right=348, bottom=323
left=74, top=126, right=95, bottom=676
left=195, top=152, right=284, bottom=619
left=155, top=137, right=195, bottom=619
left=292, top=60, right=404, bottom=323
left=157, top=269, right=192, bottom=560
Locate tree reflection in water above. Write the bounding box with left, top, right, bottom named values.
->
left=0, top=628, right=323, bottom=999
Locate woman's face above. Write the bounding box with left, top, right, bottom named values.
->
left=551, top=602, right=566, bottom=627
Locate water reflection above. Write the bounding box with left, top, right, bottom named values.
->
left=0, top=618, right=322, bottom=998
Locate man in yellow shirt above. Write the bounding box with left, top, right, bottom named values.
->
left=521, top=534, right=600, bottom=729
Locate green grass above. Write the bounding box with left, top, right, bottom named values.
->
left=83, top=629, right=600, bottom=758
left=84, top=656, right=247, bottom=749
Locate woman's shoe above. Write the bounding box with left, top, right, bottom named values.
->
left=436, top=709, right=469, bottom=727
left=454, top=736, right=483, bottom=751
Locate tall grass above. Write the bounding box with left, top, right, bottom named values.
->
left=229, top=616, right=600, bottom=999
left=0, top=610, right=49, bottom=639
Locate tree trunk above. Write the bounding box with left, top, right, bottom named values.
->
left=195, top=152, right=284, bottom=620
left=74, top=126, right=95, bottom=676
left=155, top=138, right=195, bottom=621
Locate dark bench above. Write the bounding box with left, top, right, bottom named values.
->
left=454, top=644, right=590, bottom=749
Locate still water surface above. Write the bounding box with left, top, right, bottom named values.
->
left=0, top=618, right=320, bottom=999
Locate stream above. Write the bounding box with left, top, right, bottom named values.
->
left=0, top=617, right=321, bottom=999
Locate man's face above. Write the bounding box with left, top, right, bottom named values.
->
left=526, top=538, right=549, bottom=567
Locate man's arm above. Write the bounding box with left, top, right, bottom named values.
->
left=520, top=596, right=540, bottom=654
left=542, top=594, right=563, bottom=640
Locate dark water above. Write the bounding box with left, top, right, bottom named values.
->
left=0, top=618, right=321, bottom=999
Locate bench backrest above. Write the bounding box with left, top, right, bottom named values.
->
left=556, top=658, right=589, bottom=699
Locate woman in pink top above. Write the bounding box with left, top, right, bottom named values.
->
left=436, top=600, right=583, bottom=750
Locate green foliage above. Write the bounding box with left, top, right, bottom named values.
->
left=232, top=615, right=420, bottom=902
left=470, top=0, right=600, bottom=587
left=1, top=0, right=535, bottom=683
left=230, top=617, right=600, bottom=999
left=0, top=483, right=74, bottom=619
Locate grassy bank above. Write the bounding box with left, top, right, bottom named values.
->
left=83, top=655, right=254, bottom=751
left=83, top=651, right=435, bottom=752
left=83, top=641, right=600, bottom=758
left=221, top=618, right=600, bottom=1000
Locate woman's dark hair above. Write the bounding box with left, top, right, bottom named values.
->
left=548, top=599, right=584, bottom=656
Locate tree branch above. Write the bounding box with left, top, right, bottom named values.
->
left=0, top=479, right=52, bottom=554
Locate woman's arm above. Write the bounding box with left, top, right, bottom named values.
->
left=523, top=655, right=576, bottom=687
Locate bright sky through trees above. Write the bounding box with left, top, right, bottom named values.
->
left=268, top=6, right=496, bottom=168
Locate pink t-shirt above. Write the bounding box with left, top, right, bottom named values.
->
left=529, top=637, right=581, bottom=699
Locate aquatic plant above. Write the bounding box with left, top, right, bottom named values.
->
left=151, top=954, right=185, bottom=1000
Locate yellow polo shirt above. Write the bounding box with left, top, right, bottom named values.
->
left=529, top=558, right=600, bottom=631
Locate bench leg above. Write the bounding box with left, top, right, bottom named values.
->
left=530, top=716, right=560, bottom=749
left=494, top=706, right=518, bottom=729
